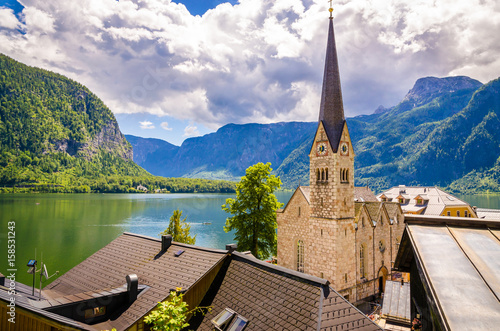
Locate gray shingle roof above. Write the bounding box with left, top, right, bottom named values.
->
left=196, top=252, right=381, bottom=331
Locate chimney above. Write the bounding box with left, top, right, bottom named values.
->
left=225, top=244, right=237, bottom=253
left=126, top=274, right=139, bottom=304
left=162, top=234, right=173, bottom=252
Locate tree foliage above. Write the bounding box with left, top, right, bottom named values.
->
left=144, top=288, right=211, bottom=331
left=222, top=162, right=282, bottom=259
left=160, top=209, right=196, bottom=245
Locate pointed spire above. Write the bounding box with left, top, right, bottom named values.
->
left=318, top=11, right=345, bottom=152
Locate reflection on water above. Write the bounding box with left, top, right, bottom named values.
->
left=0, top=192, right=293, bottom=286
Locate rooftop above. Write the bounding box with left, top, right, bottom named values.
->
left=194, top=252, right=381, bottom=331
left=394, top=215, right=500, bottom=330
left=378, top=186, right=472, bottom=215
left=44, top=232, right=227, bottom=330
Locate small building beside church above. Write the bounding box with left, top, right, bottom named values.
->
left=276, top=11, right=405, bottom=305
left=378, top=186, right=476, bottom=217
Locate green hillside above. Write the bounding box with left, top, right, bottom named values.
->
left=0, top=54, right=235, bottom=193
left=129, top=75, right=500, bottom=194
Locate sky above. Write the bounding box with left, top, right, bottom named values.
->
left=1, top=0, right=499, bottom=146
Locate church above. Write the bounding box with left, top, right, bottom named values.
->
left=276, top=7, right=405, bottom=304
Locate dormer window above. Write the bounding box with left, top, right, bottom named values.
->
left=416, top=199, right=423, bottom=205
left=212, top=308, right=249, bottom=331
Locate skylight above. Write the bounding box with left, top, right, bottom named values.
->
left=211, top=308, right=249, bottom=331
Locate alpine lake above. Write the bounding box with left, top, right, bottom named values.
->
left=1, top=192, right=499, bottom=287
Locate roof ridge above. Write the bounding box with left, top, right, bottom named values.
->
left=231, top=251, right=329, bottom=287
left=122, top=232, right=229, bottom=254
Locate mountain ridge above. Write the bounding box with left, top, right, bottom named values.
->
left=129, top=75, right=500, bottom=193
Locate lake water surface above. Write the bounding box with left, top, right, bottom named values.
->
left=1, top=192, right=498, bottom=286
left=0, top=192, right=293, bottom=286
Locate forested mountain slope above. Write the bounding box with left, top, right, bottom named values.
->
left=0, top=54, right=236, bottom=193
left=131, top=76, right=500, bottom=193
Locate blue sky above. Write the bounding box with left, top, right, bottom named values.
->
left=1, top=0, right=499, bottom=145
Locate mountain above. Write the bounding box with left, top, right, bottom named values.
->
left=0, top=53, right=148, bottom=191
left=0, top=54, right=237, bottom=194
left=129, top=122, right=316, bottom=181
left=130, top=75, right=500, bottom=193
left=125, top=135, right=179, bottom=175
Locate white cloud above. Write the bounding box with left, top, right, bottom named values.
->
left=160, top=121, right=172, bottom=131
left=183, top=124, right=200, bottom=137
left=139, top=120, right=155, bottom=129
left=0, top=7, right=20, bottom=30
left=0, top=0, right=499, bottom=127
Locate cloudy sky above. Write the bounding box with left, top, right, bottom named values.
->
left=1, top=0, right=499, bottom=145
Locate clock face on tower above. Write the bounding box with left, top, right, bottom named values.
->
left=316, top=142, right=328, bottom=156
left=340, top=142, right=349, bottom=156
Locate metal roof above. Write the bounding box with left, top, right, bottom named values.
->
left=381, top=281, right=411, bottom=324
left=401, top=218, right=500, bottom=330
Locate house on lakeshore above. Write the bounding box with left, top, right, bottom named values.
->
left=276, top=6, right=406, bottom=305
left=393, top=214, right=500, bottom=330
left=0, top=232, right=381, bottom=331
left=378, top=186, right=477, bottom=217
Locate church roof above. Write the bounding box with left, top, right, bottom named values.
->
left=318, top=17, right=345, bottom=152
left=354, top=186, right=377, bottom=202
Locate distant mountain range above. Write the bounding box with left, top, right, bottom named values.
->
left=128, top=75, right=500, bottom=194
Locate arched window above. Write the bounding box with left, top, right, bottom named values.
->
left=346, top=169, right=349, bottom=182
left=360, top=244, right=366, bottom=278
left=325, top=168, right=328, bottom=181
left=297, top=240, right=304, bottom=272
left=321, top=169, right=325, bottom=181
left=340, top=169, right=344, bottom=182
left=316, top=169, right=320, bottom=181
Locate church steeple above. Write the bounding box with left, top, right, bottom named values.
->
left=318, top=10, right=345, bottom=153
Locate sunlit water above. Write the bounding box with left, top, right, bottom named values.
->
left=0, top=192, right=293, bottom=286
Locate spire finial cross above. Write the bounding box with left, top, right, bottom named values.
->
left=328, top=0, right=333, bottom=18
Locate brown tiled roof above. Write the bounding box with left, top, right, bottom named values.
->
left=321, top=293, right=383, bottom=330
left=196, top=253, right=380, bottom=331
left=45, top=232, right=227, bottom=331
left=354, top=186, right=377, bottom=202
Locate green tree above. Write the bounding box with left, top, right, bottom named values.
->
left=160, top=209, right=196, bottom=245
left=222, top=162, right=283, bottom=259
left=144, top=288, right=210, bottom=331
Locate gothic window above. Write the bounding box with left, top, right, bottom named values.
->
left=317, top=169, right=320, bottom=181
left=346, top=169, right=349, bottom=182
left=296, top=240, right=304, bottom=272
left=360, top=244, right=366, bottom=278
left=321, top=169, right=325, bottom=181
left=325, top=168, right=328, bottom=181
left=298, top=207, right=301, bottom=216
